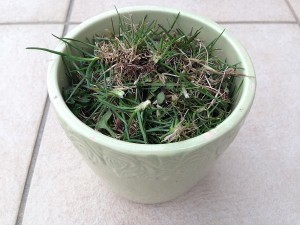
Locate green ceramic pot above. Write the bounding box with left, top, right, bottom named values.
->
left=47, top=6, right=256, bottom=204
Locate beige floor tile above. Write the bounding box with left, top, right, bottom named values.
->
left=70, top=0, right=294, bottom=23
left=22, top=24, right=300, bottom=224
left=0, top=0, right=69, bottom=23
left=0, top=25, right=63, bottom=225
left=289, top=0, right=300, bottom=19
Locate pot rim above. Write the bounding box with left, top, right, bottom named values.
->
left=47, top=6, right=256, bottom=156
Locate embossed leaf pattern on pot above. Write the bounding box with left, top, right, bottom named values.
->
left=59, top=118, right=219, bottom=179
left=58, top=117, right=227, bottom=180
left=157, top=149, right=216, bottom=179
left=102, top=150, right=148, bottom=178
left=72, top=136, right=106, bottom=165
left=58, top=119, right=106, bottom=165
left=102, top=147, right=216, bottom=179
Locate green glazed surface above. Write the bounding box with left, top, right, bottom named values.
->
left=47, top=6, right=256, bottom=203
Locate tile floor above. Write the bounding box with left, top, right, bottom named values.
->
left=1, top=0, right=300, bottom=225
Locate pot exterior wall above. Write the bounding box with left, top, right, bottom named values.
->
left=57, top=116, right=242, bottom=203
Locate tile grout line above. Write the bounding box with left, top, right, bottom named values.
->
left=0, top=21, right=64, bottom=25
left=217, top=21, right=296, bottom=24
left=14, top=97, right=50, bottom=225
left=0, top=21, right=297, bottom=26
left=284, top=0, right=300, bottom=27
left=62, top=0, right=75, bottom=36
left=14, top=1, right=74, bottom=225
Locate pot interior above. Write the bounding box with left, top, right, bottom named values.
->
left=54, top=8, right=250, bottom=128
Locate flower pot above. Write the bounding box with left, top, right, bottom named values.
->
left=47, top=6, right=256, bottom=204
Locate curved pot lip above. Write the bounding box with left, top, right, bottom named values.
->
left=47, top=6, right=256, bottom=156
